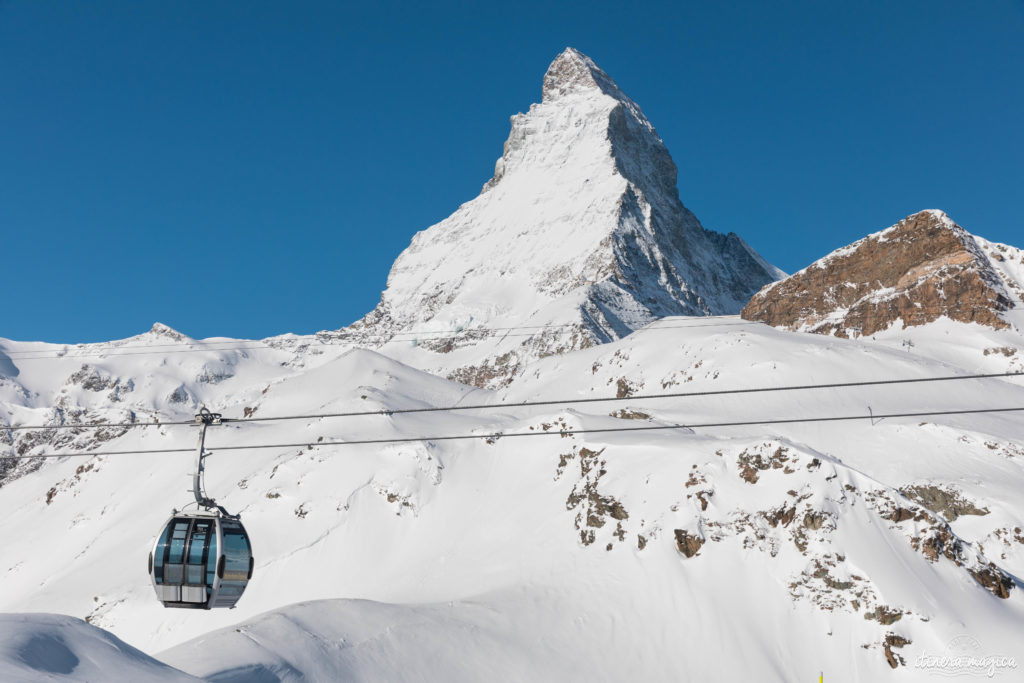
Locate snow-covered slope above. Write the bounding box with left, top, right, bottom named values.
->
left=978, top=234, right=1024, bottom=302
left=1, top=312, right=1023, bottom=680
left=351, top=48, right=782, bottom=387
left=0, top=614, right=197, bottom=681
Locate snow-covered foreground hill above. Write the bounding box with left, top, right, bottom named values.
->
left=0, top=614, right=198, bottom=681
left=1, top=310, right=1023, bottom=680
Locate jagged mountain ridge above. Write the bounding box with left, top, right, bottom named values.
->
left=351, top=48, right=782, bottom=387
left=742, top=210, right=1024, bottom=337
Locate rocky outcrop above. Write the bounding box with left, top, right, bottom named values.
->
left=673, top=529, right=704, bottom=557
left=560, top=446, right=630, bottom=548
left=900, top=484, right=989, bottom=522
left=883, top=633, right=911, bottom=669
left=741, top=210, right=1017, bottom=337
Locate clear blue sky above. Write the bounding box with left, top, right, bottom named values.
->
left=2, top=1, right=1022, bottom=343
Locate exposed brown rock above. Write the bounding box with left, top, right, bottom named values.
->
left=809, top=559, right=854, bottom=591
left=67, top=364, right=118, bottom=392
left=908, top=515, right=1015, bottom=598
left=889, top=507, right=915, bottom=523
left=673, top=529, right=704, bottom=557
left=615, top=378, right=636, bottom=399
left=920, top=526, right=960, bottom=563
left=883, top=633, right=911, bottom=669
left=565, top=447, right=629, bottom=547
left=901, top=484, right=989, bottom=521
left=608, top=408, right=650, bottom=420
left=738, top=463, right=759, bottom=485
left=737, top=445, right=792, bottom=484
left=969, top=565, right=1015, bottom=599
left=446, top=351, right=522, bottom=389
left=741, top=211, right=1013, bottom=336
left=803, top=511, right=828, bottom=530
left=864, top=605, right=903, bottom=625
left=763, top=505, right=797, bottom=528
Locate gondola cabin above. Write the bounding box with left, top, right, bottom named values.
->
left=149, top=512, right=253, bottom=609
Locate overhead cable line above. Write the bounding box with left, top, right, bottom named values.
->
left=6, top=405, right=1024, bottom=461
left=210, top=371, right=1024, bottom=425
left=3, top=371, right=1022, bottom=433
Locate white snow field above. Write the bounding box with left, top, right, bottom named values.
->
left=2, top=47, right=1023, bottom=681
left=1, top=313, right=1023, bottom=681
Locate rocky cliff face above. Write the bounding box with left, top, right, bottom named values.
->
left=741, top=210, right=1021, bottom=337
left=349, top=47, right=782, bottom=387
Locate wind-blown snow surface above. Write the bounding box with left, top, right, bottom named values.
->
left=1, top=311, right=1024, bottom=680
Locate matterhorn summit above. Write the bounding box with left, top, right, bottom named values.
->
left=351, top=48, right=784, bottom=386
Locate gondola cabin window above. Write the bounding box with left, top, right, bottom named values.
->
left=221, top=524, right=252, bottom=582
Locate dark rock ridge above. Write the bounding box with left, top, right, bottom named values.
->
left=741, top=210, right=1017, bottom=337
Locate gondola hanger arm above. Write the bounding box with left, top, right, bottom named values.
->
left=193, top=407, right=225, bottom=512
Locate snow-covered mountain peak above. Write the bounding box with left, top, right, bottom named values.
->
left=492, top=48, right=665, bottom=199
left=144, top=323, right=190, bottom=342
left=921, top=208, right=953, bottom=222
left=542, top=47, right=628, bottom=104
left=351, top=48, right=782, bottom=387
left=486, top=48, right=659, bottom=195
